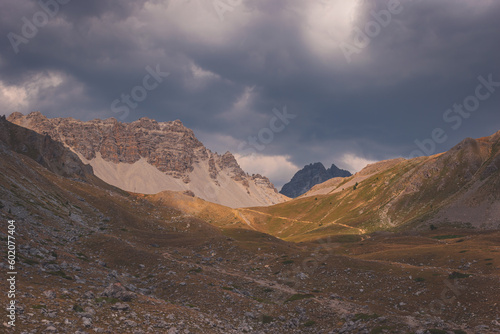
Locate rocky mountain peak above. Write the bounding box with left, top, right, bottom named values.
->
left=220, top=152, right=245, bottom=175
left=7, top=111, right=24, bottom=120
left=280, top=162, right=351, bottom=198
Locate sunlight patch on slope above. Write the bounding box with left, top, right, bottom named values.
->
left=76, top=152, right=285, bottom=208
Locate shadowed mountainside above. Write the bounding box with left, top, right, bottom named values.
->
left=0, top=115, right=93, bottom=179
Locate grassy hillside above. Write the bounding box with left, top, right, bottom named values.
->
left=234, top=131, right=500, bottom=242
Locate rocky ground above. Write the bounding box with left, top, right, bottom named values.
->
left=1, top=163, right=499, bottom=333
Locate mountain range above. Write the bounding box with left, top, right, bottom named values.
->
left=8, top=112, right=287, bottom=208
left=6, top=112, right=500, bottom=236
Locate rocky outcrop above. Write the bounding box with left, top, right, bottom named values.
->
left=8, top=112, right=286, bottom=208
left=0, top=115, right=93, bottom=179
left=219, top=152, right=246, bottom=181
left=280, top=162, right=351, bottom=198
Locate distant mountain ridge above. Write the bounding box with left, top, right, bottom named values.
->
left=280, top=162, right=351, bottom=198
left=8, top=112, right=287, bottom=208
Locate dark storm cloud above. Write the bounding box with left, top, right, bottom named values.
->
left=1, top=0, right=499, bottom=185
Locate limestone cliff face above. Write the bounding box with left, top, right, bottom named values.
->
left=9, top=113, right=204, bottom=178
left=8, top=112, right=286, bottom=208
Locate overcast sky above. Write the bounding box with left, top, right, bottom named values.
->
left=1, top=0, right=499, bottom=188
